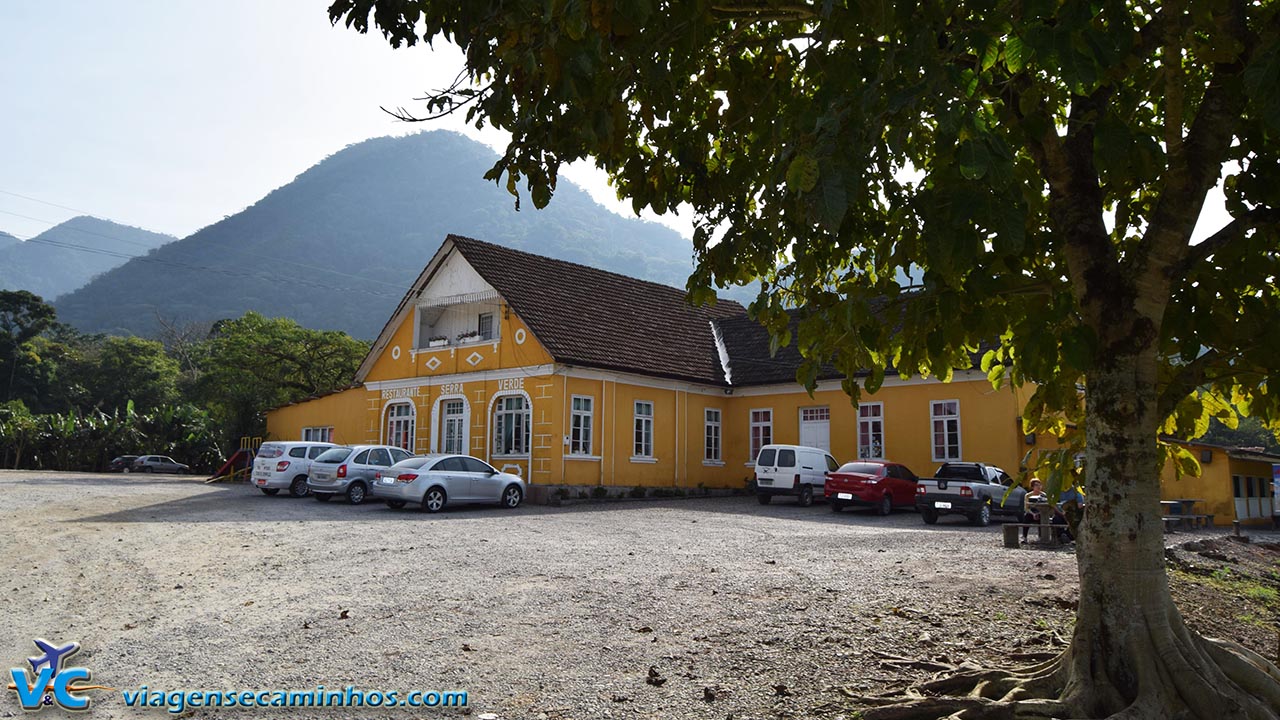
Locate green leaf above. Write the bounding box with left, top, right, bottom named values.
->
left=957, top=140, right=990, bottom=180
left=786, top=155, right=820, bottom=193
left=1004, top=36, right=1027, bottom=73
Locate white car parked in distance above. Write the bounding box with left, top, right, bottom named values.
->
left=754, top=444, right=839, bottom=506
left=252, top=441, right=337, bottom=497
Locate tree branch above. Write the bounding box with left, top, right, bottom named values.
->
left=1159, top=349, right=1222, bottom=419
left=1139, top=0, right=1256, bottom=267
left=1178, top=207, right=1280, bottom=276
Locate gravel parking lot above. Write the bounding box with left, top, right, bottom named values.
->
left=5, top=470, right=1264, bottom=719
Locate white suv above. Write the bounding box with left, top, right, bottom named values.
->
left=252, top=442, right=336, bottom=497
left=754, top=444, right=839, bottom=506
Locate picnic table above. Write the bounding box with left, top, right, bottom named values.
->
left=1160, top=498, right=1213, bottom=531
left=1002, top=501, right=1069, bottom=548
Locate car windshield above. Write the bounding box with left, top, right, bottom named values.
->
left=757, top=448, right=776, bottom=466
left=314, top=447, right=352, bottom=463
left=257, top=444, right=284, bottom=459
left=838, top=462, right=885, bottom=475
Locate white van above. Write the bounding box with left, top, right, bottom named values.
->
left=252, top=441, right=337, bottom=497
left=754, top=444, right=839, bottom=506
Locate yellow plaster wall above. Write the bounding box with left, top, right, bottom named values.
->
left=723, top=376, right=1027, bottom=478
left=265, top=387, right=376, bottom=445
left=1160, top=446, right=1276, bottom=526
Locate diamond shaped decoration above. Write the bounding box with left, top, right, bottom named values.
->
left=424, top=356, right=442, bottom=371
left=466, top=351, right=484, bottom=367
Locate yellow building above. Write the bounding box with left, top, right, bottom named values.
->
left=1160, top=442, right=1280, bottom=527
left=266, top=235, right=1046, bottom=491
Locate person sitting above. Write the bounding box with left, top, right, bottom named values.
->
left=1022, top=479, right=1049, bottom=542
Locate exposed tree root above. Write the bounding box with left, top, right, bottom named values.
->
left=845, top=636, right=1280, bottom=720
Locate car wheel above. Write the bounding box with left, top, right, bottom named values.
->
left=143, top=466, right=153, bottom=473
left=757, top=493, right=772, bottom=505
left=259, top=488, right=279, bottom=496
left=385, top=500, right=406, bottom=509
left=422, top=487, right=447, bottom=513
left=970, top=502, right=991, bottom=527
left=798, top=485, right=814, bottom=507
left=289, top=477, right=309, bottom=498
left=313, top=493, right=332, bottom=502
left=878, top=494, right=893, bottom=516
left=346, top=482, right=368, bottom=505
left=501, top=485, right=523, bottom=509
left=830, top=501, right=845, bottom=513
left=921, top=508, right=939, bottom=525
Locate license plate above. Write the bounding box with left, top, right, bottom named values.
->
left=837, top=492, right=853, bottom=500
left=757, top=479, right=772, bottom=485
left=934, top=501, right=952, bottom=509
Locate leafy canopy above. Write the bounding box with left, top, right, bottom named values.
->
left=332, top=0, right=1280, bottom=474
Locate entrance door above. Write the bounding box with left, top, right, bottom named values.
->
left=799, top=407, right=830, bottom=452
left=440, top=400, right=466, bottom=455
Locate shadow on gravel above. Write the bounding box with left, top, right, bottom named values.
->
left=73, top=483, right=1004, bottom=535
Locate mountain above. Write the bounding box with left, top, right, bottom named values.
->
left=56, top=131, right=722, bottom=338
left=0, top=217, right=175, bottom=301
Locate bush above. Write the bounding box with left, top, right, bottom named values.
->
left=628, top=485, right=648, bottom=498
left=591, top=486, right=609, bottom=499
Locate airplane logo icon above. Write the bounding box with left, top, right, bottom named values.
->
left=28, top=640, right=80, bottom=677
left=9, top=639, right=111, bottom=711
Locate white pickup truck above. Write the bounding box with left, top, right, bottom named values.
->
left=914, top=462, right=1026, bottom=526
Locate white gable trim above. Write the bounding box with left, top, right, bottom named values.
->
left=355, top=238, right=504, bottom=384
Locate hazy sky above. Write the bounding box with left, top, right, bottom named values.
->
left=0, top=0, right=681, bottom=242
left=0, top=1, right=1230, bottom=246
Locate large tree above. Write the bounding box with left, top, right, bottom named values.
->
left=0, top=290, right=56, bottom=403
left=331, top=1, right=1280, bottom=717
left=191, top=312, right=369, bottom=442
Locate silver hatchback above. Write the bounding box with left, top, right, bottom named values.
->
left=370, top=454, right=525, bottom=513
left=306, top=445, right=415, bottom=505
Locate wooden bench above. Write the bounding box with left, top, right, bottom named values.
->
left=1003, top=522, right=1070, bottom=548
left=1162, top=516, right=1184, bottom=532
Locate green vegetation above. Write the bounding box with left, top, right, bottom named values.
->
left=0, top=297, right=366, bottom=471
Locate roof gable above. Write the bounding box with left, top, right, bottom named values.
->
left=449, top=235, right=744, bottom=384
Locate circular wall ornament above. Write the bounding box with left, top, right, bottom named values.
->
left=391, top=345, right=401, bottom=360
left=514, top=329, right=527, bottom=345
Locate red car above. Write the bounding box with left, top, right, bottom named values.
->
left=825, top=461, right=920, bottom=515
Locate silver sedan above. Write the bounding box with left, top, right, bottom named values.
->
left=371, top=454, right=525, bottom=513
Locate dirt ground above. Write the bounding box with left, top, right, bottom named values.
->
left=2, top=470, right=1277, bottom=719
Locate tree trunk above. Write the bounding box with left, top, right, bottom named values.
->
left=1064, top=345, right=1280, bottom=718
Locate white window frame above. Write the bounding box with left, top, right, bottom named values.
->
left=301, top=426, right=333, bottom=443
left=478, top=311, right=495, bottom=340
left=384, top=402, right=416, bottom=453
left=858, top=403, right=885, bottom=459
left=570, top=395, right=594, bottom=456
left=492, top=394, right=531, bottom=457
left=704, top=408, right=722, bottom=464
left=632, top=400, right=654, bottom=460
left=749, top=408, right=773, bottom=462
left=930, top=399, right=962, bottom=462
left=440, top=399, right=467, bottom=455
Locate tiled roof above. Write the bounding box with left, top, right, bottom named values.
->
left=449, top=235, right=746, bottom=384
left=715, top=311, right=845, bottom=386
